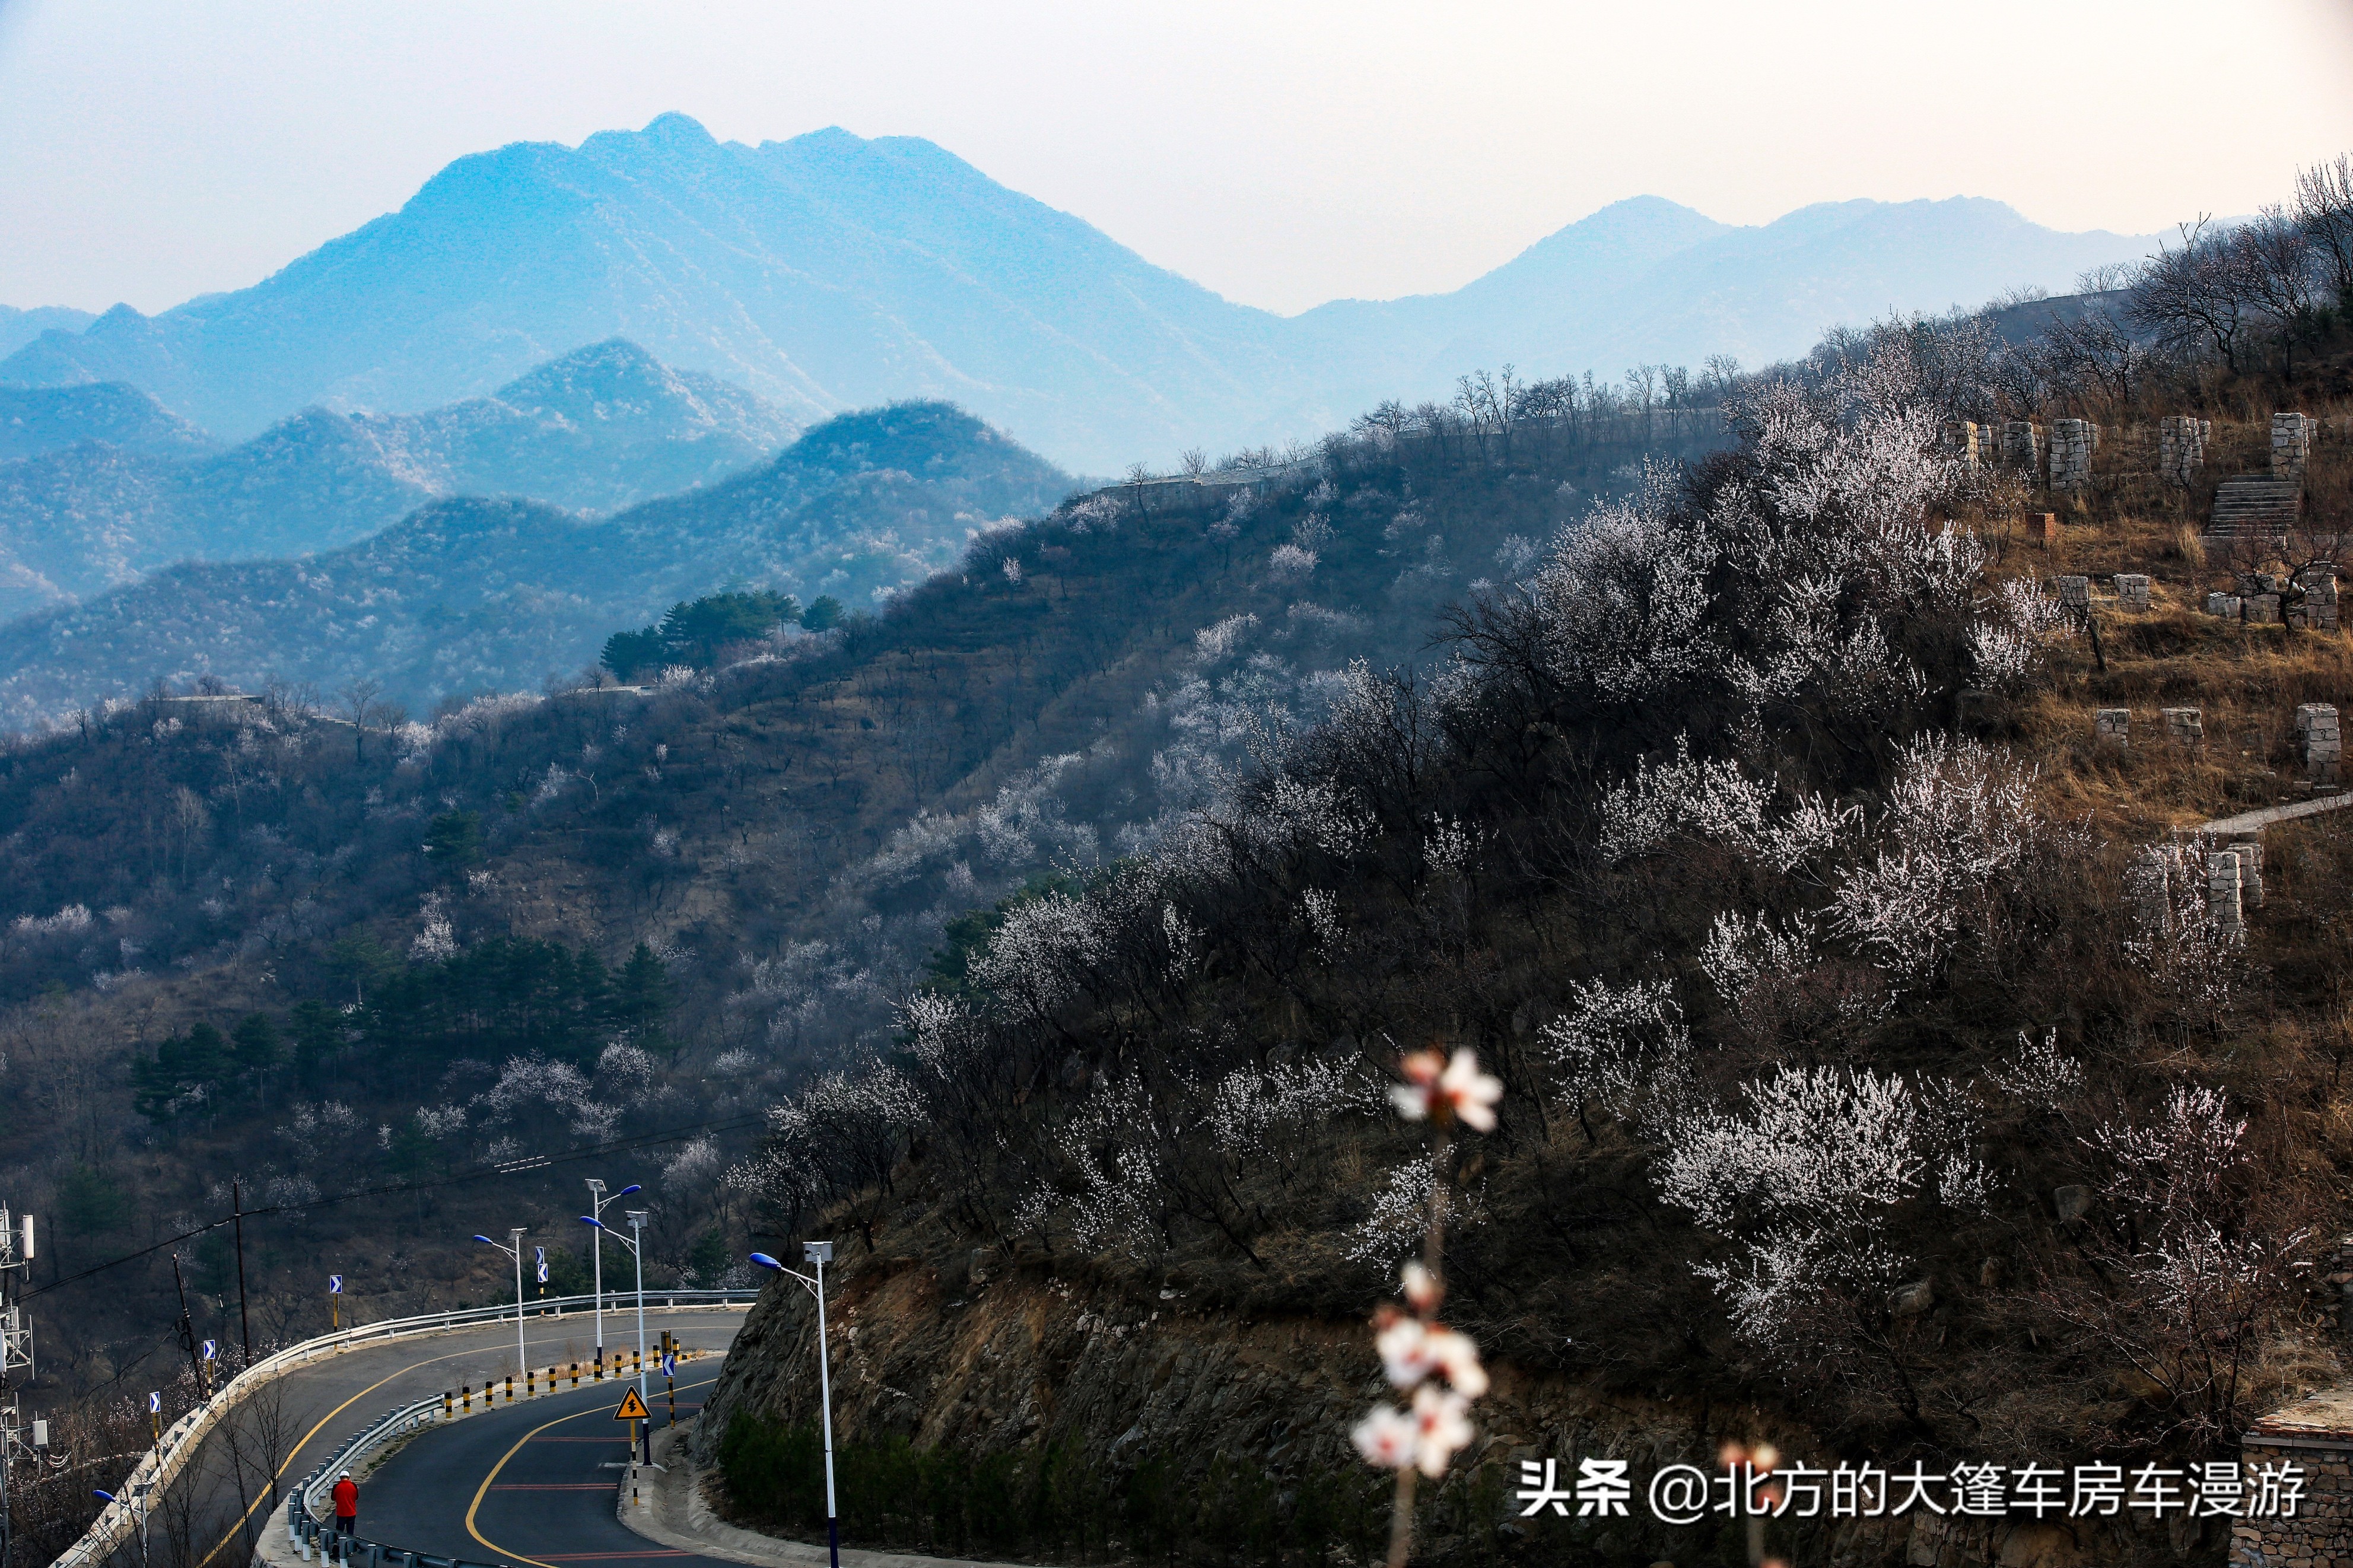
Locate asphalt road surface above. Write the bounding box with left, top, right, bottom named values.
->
left=166, top=1308, right=747, bottom=1568
left=358, top=1362, right=727, bottom=1566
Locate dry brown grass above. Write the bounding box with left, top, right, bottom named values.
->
left=1966, top=405, right=2353, bottom=840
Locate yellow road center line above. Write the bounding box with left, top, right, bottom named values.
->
left=195, top=1327, right=721, bottom=1566
left=466, top=1373, right=721, bottom=1568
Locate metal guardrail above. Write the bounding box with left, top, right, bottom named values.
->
left=280, top=1345, right=717, bottom=1568
left=283, top=1394, right=444, bottom=1564
left=51, top=1290, right=758, bottom=1568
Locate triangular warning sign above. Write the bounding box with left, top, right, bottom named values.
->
left=612, top=1388, right=650, bottom=1421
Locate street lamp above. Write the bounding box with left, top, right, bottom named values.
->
left=751, top=1243, right=838, bottom=1568
left=472, top=1230, right=528, bottom=1385
left=584, top=1181, right=641, bottom=1372
left=578, top=1211, right=651, bottom=1408
left=93, top=1484, right=148, bottom=1568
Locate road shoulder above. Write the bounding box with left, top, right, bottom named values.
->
left=619, top=1423, right=1025, bottom=1568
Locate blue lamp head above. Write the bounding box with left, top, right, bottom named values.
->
left=748, top=1252, right=783, bottom=1271
left=93, top=1489, right=116, bottom=1503
left=579, top=1216, right=603, bottom=1229
left=617, top=1184, right=643, bottom=1197
left=472, top=1235, right=495, bottom=1246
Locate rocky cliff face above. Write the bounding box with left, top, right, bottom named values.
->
left=694, top=1249, right=1734, bottom=1563
left=695, top=1254, right=2238, bottom=1566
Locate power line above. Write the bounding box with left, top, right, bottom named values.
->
left=23, top=1112, right=767, bottom=1303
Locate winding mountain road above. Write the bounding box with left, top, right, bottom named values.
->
left=357, top=1364, right=723, bottom=1567
left=164, top=1308, right=749, bottom=1568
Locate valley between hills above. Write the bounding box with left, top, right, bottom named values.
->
left=2, top=114, right=2351, bottom=1568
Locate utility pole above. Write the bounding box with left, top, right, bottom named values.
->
left=169, top=1255, right=206, bottom=1397
left=0, top=1206, right=37, bottom=1568
left=231, top=1179, right=252, bottom=1364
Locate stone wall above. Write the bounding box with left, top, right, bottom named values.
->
left=2298, top=570, right=2341, bottom=634
left=2298, top=704, right=2343, bottom=788
left=2209, top=848, right=2247, bottom=939
left=2275, top=412, right=2314, bottom=482
left=2050, top=418, right=2098, bottom=491
left=2162, top=415, right=2208, bottom=485
left=1943, top=421, right=1983, bottom=467
left=2005, top=419, right=2044, bottom=476
left=2234, top=1387, right=2353, bottom=1567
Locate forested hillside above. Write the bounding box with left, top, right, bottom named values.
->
left=687, top=229, right=2353, bottom=1563
left=8, top=158, right=2348, bottom=1568
left=0, top=339, right=797, bottom=622
left=0, top=401, right=1069, bottom=723
left=0, top=387, right=1710, bottom=1411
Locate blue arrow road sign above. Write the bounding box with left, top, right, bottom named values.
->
left=661, top=1351, right=676, bottom=1377
left=328, top=1275, right=342, bottom=1293
left=201, top=1340, right=215, bottom=1360
left=147, top=1392, right=160, bottom=1414
left=535, top=1246, right=547, bottom=1283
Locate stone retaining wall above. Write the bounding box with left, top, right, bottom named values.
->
left=2235, top=1386, right=2353, bottom=1567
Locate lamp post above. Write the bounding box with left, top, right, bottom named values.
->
left=751, top=1243, right=838, bottom=1568
left=584, top=1181, right=640, bottom=1372
left=471, top=1230, right=528, bottom=1385
left=578, top=1211, right=652, bottom=1430
left=93, top=1484, right=148, bottom=1568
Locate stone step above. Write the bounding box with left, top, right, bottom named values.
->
left=2208, top=476, right=2304, bottom=539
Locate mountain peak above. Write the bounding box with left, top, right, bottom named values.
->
left=496, top=337, right=673, bottom=400
left=0, top=381, right=217, bottom=462
left=580, top=112, right=723, bottom=166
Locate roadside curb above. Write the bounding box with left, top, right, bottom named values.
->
left=618, top=1422, right=1028, bottom=1568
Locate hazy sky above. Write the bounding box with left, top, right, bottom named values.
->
left=4, top=0, right=2351, bottom=317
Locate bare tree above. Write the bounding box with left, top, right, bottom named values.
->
left=155, top=1462, right=215, bottom=1568
left=2128, top=218, right=2257, bottom=373
left=2038, top=305, right=2152, bottom=410
left=2292, top=152, right=2353, bottom=307
left=218, top=1377, right=295, bottom=1560
left=338, top=678, right=383, bottom=764
left=1700, top=354, right=1743, bottom=403
left=2241, top=205, right=2326, bottom=376
left=2075, top=259, right=2138, bottom=295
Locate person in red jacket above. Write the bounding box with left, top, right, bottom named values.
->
left=331, top=1472, right=358, bottom=1538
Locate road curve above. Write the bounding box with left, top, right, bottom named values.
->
left=357, top=1363, right=726, bottom=1567
left=161, top=1309, right=748, bottom=1568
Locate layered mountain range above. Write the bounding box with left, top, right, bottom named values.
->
left=0, top=304, right=94, bottom=360
left=1, top=115, right=2157, bottom=472
left=0, top=400, right=1071, bottom=723
left=0, top=339, right=798, bottom=622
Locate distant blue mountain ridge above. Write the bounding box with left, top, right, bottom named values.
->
left=0, top=338, right=799, bottom=623
left=0, top=305, right=96, bottom=361
left=0, top=399, right=1073, bottom=726
left=0, top=114, right=2161, bottom=473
